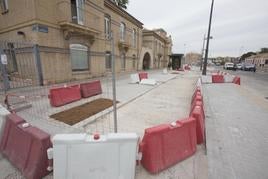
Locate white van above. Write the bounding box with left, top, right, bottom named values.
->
left=224, top=62, right=235, bottom=70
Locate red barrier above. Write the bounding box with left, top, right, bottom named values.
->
left=191, top=94, right=203, bottom=106
left=0, top=114, right=52, bottom=179
left=190, top=100, right=205, bottom=120
left=190, top=106, right=205, bottom=144
left=232, top=76, right=241, bottom=85
left=139, top=72, right=148, bottom=81
left=191, top=91, right=202, bottom=104
left=212, top=74, right=224, bottom=83
left=80, top=80, right=102, bottom=98
left=140, top=118, right=196, bottom=174
left=49, top=85, right=81, bottom=107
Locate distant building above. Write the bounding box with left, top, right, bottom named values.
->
left=185, top=52, right=201, bottom=65
left=141, top=28, right=172, bottom=70
left=245, top=53, right=268, bottom=72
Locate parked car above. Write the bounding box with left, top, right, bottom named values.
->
left=236, top=63, right=242, bottom=70
left=241, top=63, right=256, bottom=72
left=224, top=62, right=236, bottom=70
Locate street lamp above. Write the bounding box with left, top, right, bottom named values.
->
left=202, top=0, right=215, bottom=75
left=200, top=35, right=213, bottom=70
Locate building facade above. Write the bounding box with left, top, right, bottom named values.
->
left=0, top=0, right=143, bottom=84
left=245, top=53, right=268, bottom=72
left=185, top=52, right=202, bottom=65
left=141, top=28, right=172, bottom=70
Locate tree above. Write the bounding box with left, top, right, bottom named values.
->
left=113, top=0, right=129, bottom=9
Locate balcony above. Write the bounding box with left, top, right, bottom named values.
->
left=57, top=0, right=101, bottom=41
left=118, top=34, right=132, bottom=52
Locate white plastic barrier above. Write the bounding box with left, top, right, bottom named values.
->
left=53, top=133, right=139, bottom=179
left=162, top=68, right=168, bottom=74
left=140, top=79, right=157, bottom=86
left=224, top=75, right=235, bottom=83
left=130, top=73, right=140, bottom=84
left=196, top=78, right=202, bottom=87
left=201, top=75, right=212, bottom=84
left=0, top=105, right=10, bottom=139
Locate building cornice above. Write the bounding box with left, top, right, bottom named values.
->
left=104, top=0, right=143, bottom=28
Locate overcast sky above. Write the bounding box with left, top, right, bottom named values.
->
left=127, top=0, right=268, bottom=57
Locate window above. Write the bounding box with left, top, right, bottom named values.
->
left=121, top=53, right=126, bottom=70
left=71, top=0, right=85, bottom=25
left=132, top=29, right=136, bottom=47
left=104, top=15, right=111, bottom=39
left=105, top=51, right=112, bottom=69
left=70, top=44, right=89, bottom=71
left=1, top=0, right=8, bottom=13
left=120, top=22, right=126, bottom=41
left=265, top=60, right=268, bottom=65
left=132, top=55, right=136, bottom=69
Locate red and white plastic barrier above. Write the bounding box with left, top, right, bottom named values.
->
left=140, top=118, right=197, bottom=173
left=49, top=85, right=81, bottom=107
left=80, top=80, right=102, bottom=98
left=138, top=72, right=148, bottom=81
left=0, top=114, right=52, bottom=179
left=190, top=106, right=205, bottom=144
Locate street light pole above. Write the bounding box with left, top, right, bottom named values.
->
left=202, top=0, right=214, bottom=75
left=200, top=34, right=206, bottom=71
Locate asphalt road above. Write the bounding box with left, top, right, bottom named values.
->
left=204, top=67, right=268, bottom=179
left=218, top=67, right=268, bottom=99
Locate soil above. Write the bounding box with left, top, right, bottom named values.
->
left=50, top=98, right=115, bottom=125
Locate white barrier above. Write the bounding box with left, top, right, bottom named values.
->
left=140, top=79, right=157, bottom=86
left=224, top=75, right=235, bottom=83
left=162, top=68, right=168, bottom=74
left=130, top=73, right=140, bottom=84
left=201, top=75, right=212, bottom=84
left=0, top=105, right=10, bottom=139
left=53, top=133, right=139, bottom=179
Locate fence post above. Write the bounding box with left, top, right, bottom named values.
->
left=33, top=44, right=44, bottom=86
left=0, top=48, right=10, bottom=91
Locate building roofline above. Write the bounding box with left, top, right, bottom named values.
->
left=104, top=0, right=143, bottom=28
left=142, top=29, right=170, bottom=43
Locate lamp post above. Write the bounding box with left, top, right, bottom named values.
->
left=200, top=35, right=213, bottom=71
left=202, top=0, right=214, bottom=75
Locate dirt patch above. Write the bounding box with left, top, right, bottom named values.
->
left=50, top=98, right=115, bottom=125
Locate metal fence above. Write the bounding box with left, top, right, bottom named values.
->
left=0, top=40, right=125, bottom=135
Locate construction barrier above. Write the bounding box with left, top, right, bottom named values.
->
left=139, top=72, right=148, bottom=81
left=140, top=79, right=157, bottom=86
left=212, top=74, right=224, bottom=83
left=190, top=106, right=205, bottom=144
left=201, top=75, right=212, bottom=83
left=140, top=118, right=197, bottom=174
left=80, top=80, right=102, bottom=98
left=49, top=85, right=81, bottom=107
left=191, top=94, right=203, bottom=107
left=130, top=73, right=140, bottom=83
left=224, top=75, right=235, bottom=83
left=233, top=76, right=241, bottom=85
left=0, top=105, right=10, bottom=139
left=52, top=133, right=139, bottom=179
left=0, top=114, right=52, bottom=179
left=191, top=90, right=202, bottom=105
left=190, top=100, right=205, bottom=119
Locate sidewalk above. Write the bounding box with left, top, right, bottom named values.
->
left=203, top=83, right=268, bottom=179
left=0, top=69, right=208, bottom=179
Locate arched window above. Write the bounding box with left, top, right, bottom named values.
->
left=104, top=15, right=111, bottom=39
left=70, top=44, right=89, bottom=71
left=120, top=22, right=126, bottom=41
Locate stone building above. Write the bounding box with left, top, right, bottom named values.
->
left=0, top=0, right=143, bottom=84
left=141, top=28, right=172, bottom=70
left=185, top=52, right=202, bottom=65
left=245, top=53, right=268, bottom=72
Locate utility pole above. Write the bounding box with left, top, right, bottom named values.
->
left=202, top=0, right=214, bottom=75
left=110, top=32, right=118, bottom=133
left=200, top=34, right=206, bottom=71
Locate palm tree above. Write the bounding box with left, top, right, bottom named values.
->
left=113, top=0, right=129, bottom=9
